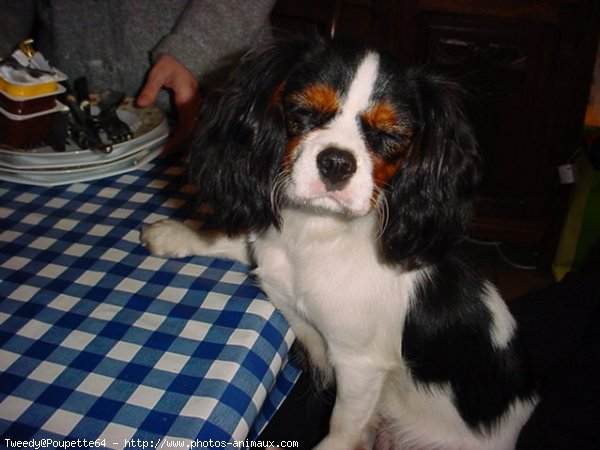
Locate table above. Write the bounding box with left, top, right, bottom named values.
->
left=0, top=156, right=300, bottom=449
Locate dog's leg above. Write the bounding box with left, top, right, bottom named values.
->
left=281, top=310, right=334, bottom=387
left=253, top=240, right=334, bottom=385
left=140, top=219, right=251, bottom=264
left=314, top=358, right=386, bottom=450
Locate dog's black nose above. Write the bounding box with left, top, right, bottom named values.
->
left=317, top=147, right=357, bottom=188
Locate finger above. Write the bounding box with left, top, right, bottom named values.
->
left=136, top=70, right=165, bottom=107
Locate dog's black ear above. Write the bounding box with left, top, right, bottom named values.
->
left=188, top=35, right=321, bottom=235
left=381, top=71, right=481, bottom=266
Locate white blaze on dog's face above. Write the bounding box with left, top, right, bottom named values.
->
left=282, top=50, right=414, bottom=218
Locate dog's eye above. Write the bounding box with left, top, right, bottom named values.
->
left=362, top=123, right=411, bottom=161
left=285, top=106, right=335, bottom=136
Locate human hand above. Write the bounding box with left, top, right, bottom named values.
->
left=137, top=54, right=200, bottom=151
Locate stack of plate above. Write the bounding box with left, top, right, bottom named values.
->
left=0, top=99, right=168, bottom=186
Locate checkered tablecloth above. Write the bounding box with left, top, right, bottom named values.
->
left=0, top=157, right=300, bottom=449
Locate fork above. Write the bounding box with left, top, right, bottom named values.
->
left=94, top=90, right=133, bottom=143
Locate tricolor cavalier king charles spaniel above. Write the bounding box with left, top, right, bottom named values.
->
left=141, top=35, right=537, bottom=449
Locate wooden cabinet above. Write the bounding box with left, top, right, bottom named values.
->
left=271, top=0, right=600, bottom=270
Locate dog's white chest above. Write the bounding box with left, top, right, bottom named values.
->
left=252, top=209, right=409, bottom=346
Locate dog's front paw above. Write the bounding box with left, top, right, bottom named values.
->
left=140, top=219, right=200, bottom=258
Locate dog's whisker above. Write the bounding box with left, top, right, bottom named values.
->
left=374, top=188, right=390, bottom=241
left=270, top=171, right=290, bottom=215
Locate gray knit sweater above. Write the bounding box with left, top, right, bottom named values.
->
left=0, top=0, right=275, bottom=102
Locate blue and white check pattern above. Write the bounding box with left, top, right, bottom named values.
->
left=0, top=157, right=300, bottom=449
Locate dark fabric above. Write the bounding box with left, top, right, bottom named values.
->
left=512, top=265, right=600, bottom=450
left=508, top=268, right=600, bottom=381
left=515, top=337, right=600, bottom=449
left=260, top=366, right=333, bottom=449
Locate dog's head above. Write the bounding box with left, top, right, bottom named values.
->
left=189, top=35, right=480, bottom=266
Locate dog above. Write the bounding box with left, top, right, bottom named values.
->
left=141, top=34, right=537, bottom=450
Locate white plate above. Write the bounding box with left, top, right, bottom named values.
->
left=0, top=141, right=164, bottom=187
left=0, top=132, right=167, bottom=175
left=0, top=98, right=168, bottom=170
left=0, top=121, right=167, bottom=172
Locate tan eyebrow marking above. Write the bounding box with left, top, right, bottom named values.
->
left=363, top=102, right=413, bottom=191
left=362, top=102, right=414, bottom=138
left=289, top=84, right=339, bottom=113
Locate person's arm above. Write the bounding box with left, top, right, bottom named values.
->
left=0, top=0, right=37, bottom=57
left=151, top=0, right=275, bottom=80
left=136, top=0, right=275, bottom=136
